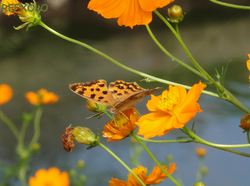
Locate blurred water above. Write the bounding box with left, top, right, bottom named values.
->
left=0, top=9, right=250, bottom=186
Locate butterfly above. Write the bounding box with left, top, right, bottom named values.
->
left=69, top=79, right=160, bottom=113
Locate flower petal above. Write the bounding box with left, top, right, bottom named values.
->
left=146, top=94, right=162, bottom=112
left=117, top=0, right=152, bottom=28
left=109, top=178, right=127, bottom=186
left=139, top=0, right=174, bottom=12
left=88, top=0, right=126, bottom=18
left=137, top=113, right=172, bottom=139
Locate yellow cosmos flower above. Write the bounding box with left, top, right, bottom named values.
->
left=25, top=89, right=59, bottom=105
left=88, top=0, right=174, bottom=28
left=109, top=163, right=177, bottom=186
left=0, top=84, right=13, bottom=106
left=136, top=82, right=206, bottom=139
left=103, top=107, right=139, bottom=142
left=29, top=167, right=70, bottom=186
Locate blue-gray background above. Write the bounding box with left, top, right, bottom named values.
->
left=0, top=0, right=250, bottom=185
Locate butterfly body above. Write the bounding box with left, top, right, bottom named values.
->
left=69, top=79, right=160, bottom=113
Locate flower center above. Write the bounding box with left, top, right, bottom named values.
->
left=112, top=113, right=129, bottom=129
left=157, top=93, right=179, bottom=114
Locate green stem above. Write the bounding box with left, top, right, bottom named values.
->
left=195, top=157, right=204, bottom=182
left=0, top=110, right=19, bottom=140
left=38, top=21, right=217, bottom=98
left=247, top=131, right=250, bottom=144
left=137, top=136, right=193, bottom=143
left=19, top=166, right=28, bottom=186
left=103, top=110, right=113, bottom=120
left=181, top=126, right=250, bottom=157
left=209, top=0, right=250, bottom=9
left=29, top=107, right=43, bottom=148
left=154, top=10, right=250, bottom=114
left=18, top=120, right=30, bottom=151
left=138, top=135, right=250, bottom=148
left=132, top=133, right=181, bottom=186
left=145, top=25, right=207, bottom=80
left=98, top=142, right=146, bottom=186
left=154, top=10, right=218, bottom=88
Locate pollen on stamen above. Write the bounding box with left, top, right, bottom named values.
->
left=157, top=93, right=179, bottom=113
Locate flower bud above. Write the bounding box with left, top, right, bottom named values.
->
left=240, top=114, right=250, bottom=131
left=193, top=182, right=205, bottom=186
left=72, top=127, right=96, bottom=145
left=201, top=166, right=208, bottom=175
left=168, top=5, right=184, bottom=23
left=195, top=147, right=207, bottom=158
left=77, top=160, right=85, bottom=169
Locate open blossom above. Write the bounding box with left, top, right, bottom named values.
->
left=136, top=82, right=206, bottom=139
left=25, top=89, right=59, bottom=105
left=103, top=107, right=139, bottom=142
left=1, top=0, right=23, bottom=16
left=88, top=0, right=174, bottom=28
left=109, top=163, right=176, bottom=186
left=0, top=84, right=13, bottom=106
left=29, top=167, right=70, bottom=186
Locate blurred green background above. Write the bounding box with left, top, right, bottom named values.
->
left=0, top=0, right=250, bottom=185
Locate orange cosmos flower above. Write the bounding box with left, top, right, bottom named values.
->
left=1, top=0, right=23, bottom=16
left=103, top=107, right=139, bottom=142
left=88, top=0, right=174, bottom=28
left=29, top=167, right=70, bottom=186
left=0, top=84, right=13, bottom=106
left=195, top=147, right=207, bottom=158
left=136, top=81, right=206, bottom=139
left=109, top=163, right=177, bottom=186
left=25, top=89, right=59, bottom=105
left=247, top=54, right=250, bottom=82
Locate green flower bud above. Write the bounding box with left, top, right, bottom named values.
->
left=168, top=5, right=184, bottom=23
left=193, top=182, right=205, bottom=186
left=72, top=127, right=96, bottom=145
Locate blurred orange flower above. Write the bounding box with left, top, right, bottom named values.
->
left=25, top=89, right=59, bottom=105
left=247, top=54, right=250, bottom=82
left=136, top=82, right=206, bottom=139
left=29, top=167, right=70, bottom=186
left=103, top=107, right=138, bottom=142
left=195, top=147, right=207, bottom=158
left=0, top=84, right=13, bottom=106
left=88, top=0, right=174, bottom=28
left=109, top=163, right=177, bottom=186
left=1, top=0, right=23, bottom=16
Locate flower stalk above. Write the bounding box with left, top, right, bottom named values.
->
left=97, top=142, right=146, bottom=186
left=132, top=133, right=181, bottom=186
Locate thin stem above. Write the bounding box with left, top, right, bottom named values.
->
left=209, top=0, right=250, bottom=9
left=154, top=10, right=219, bottom=88
left=181, top=126, right=250, bottom=157
left=137, top=136, right=193, bottom=143
left=154, top=10, right=250, bottom=114
left=247, top=131, right=250, bottom=144
left=19, top=166, right=28, bottom=186
left=98, top=142, right=146, bottom=186
left=0, top=110, right=19, bottom=140
left=29, top=107, right=43, bottom=148
left=103, top=110, right=113, bottom=120
left=132, top=133, right=181, bottom=186
left=38, top=21, right=218, bottom=98
left=138, top=135, right=250, bottom=148
left=145, top=25, right=207, bottom=80
left=18, top=120, right=30, bottom=151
